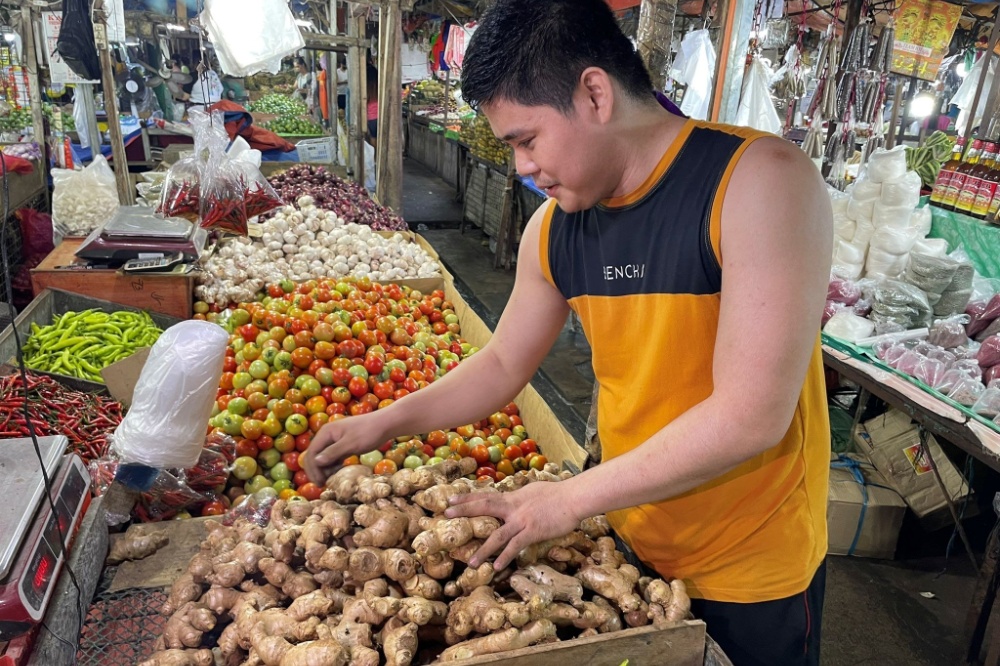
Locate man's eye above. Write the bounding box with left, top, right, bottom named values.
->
left=519, top=138, right=534, bottom=149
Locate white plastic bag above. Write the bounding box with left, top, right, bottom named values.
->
left=910, top=206, right=932, bottom=236
left=866, top=247, right=908, bottom=279
left=867, top=146, right=908, bottom=183
left=952, top=54, right=997, bottom=137
left=834, top=214, right=856, bottom=241
left=852, top=218, right=876, bottom=245
left=873, top=201, right=917, bottom=229
left=670, top=30, right=716, bottom=120
left=879, top=170, right=922, bottom=209
left=913, top=237, right=948, bottom=258
left=735, top=56, right=782, bottom=134
left=51, top=155, right=120, bottom=236
left=829, top=189, right=850, bottom=215
left=824, top=311, right=875, bottom=342
left=848, top=196, right=876, bottom=223
left=848, top=177, right=882, bottom=202
left=203, top=0, right=304, bottom=77
left=111, top=321, right=229, bottom=468
left=871, top=225, right=919, bottom=254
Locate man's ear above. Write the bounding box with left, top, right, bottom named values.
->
left=578, top=67, right=615, bottom=124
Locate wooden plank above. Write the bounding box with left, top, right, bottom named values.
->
left=376, top=0, right=404, bottom=212
left=302, top=32, right=371, bottom=51
left=347, top=11, right=366, bottom=185
left=31, top=238, right=196, bottom=319
left=109, top=518, right=210, bottom=591
left=447, top=621, right=706, bottom=666
left=20, top=7, right=45, bottom=145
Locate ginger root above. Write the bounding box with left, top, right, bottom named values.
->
left=421, top=551, right=455, bottom=580
left=162, top=602, right=216, bottom=649
left=397, top=597, right=448, bottom=626
left=353, top=500, right=410, bottom=549
left=381, top=618, right=419, bottom=666
left=446, top=586, right=509, bottom=637
left=348, top=547, right=417, bottom=583
left=107, top=529, right=169, bottom=565
left=137, top=648, right=213, bottom=666
left=576, top=561, right=642, bottom=613
left=456, top=562, right=494, bottom=595
left=161, top=573, right=202, bottom=616
left=325, top=465, right=373, bottom=503
left=401, top=573, right=443, bottom=600
left=411, top=517, right=498, bottom=557
left=439, top=619, right=556, bottom=662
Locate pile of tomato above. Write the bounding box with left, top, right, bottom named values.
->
left=199, top=277, right=547, bottom=515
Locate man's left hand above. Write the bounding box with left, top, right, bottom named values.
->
left=445, top=480, right=586, bottom=570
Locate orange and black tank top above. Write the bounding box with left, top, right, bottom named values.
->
left=538, top=119, right=829, bottom=603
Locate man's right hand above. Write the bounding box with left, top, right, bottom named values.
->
left=302, top=413, right=388, bottom=485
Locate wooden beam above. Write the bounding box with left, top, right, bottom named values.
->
left=93, top=0, right=134, bottom=204
left=347, top=10, right=366, bottom=185
left=302, top=32, right=370, bottom=51
left=376, top=0, right=403, bottom=212
left=20, top=7, right=45, bottom=146
left=963, top=17, right=1000, bottom=147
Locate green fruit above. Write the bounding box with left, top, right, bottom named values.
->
left=359, top=450, right=383, bottom=468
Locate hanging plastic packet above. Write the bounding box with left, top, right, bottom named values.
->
left=158, top=110, right=214, bottom=222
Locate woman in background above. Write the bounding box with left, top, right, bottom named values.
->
left=366, top=64, right=379, bottom=140
left=293, top=56, right=317, bottom=115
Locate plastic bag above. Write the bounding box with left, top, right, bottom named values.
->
left=669, top=30, right=716, bottom=120
left=928, top=315, right=971, bottom=349
left=735, top=55, right=782, bottom=134
left=879, top=170, right=922, bottom=209
left=949, top=378, right=987, bottom=407
left=158, top=110, right=215, bottom=221
left=181, top=447, right=232, bottom=492
left=848, top=177, right=882, bottom=202
left=824, top=311, right=875, bottom=342
left=848, top=197, right=876, bottom=224
left=872, top=279, right=932, bottom=329
left=51, top=155, right=120, bottom=235
left=972, top=386, right=1000, bottom=417
left=829, top=189, right=850, bottom=215
left=952, top=53, right=997, bottom=136
left=828, top=277, right=862, bottom=305
left=913, top=357, right=948, bottom=387
left=975, top=316, right=1000, bottom=343
left=56, top=0, right=101, bottom=81
left=967, top=293, right=1000, bottom=337
left=867, top=146, right=908, bottom=183
left=822, top=300, right=842, bottom=326
left=906, top=253, right=959, bottom=300
left=135, top=471, right=208, bottom=522
left=835, top=240, right=867, bottom=265
left=199, top=149, right=249, bottom=234
left=111, top=321, right=229, bottom=469
left=223, top=493, right=277, bottom=527
left=833, top=214, right=856, bottom=241
left=865, top=247, right=908, bottom=279
left=977, top=335, right=1000, bottom=368
left=891, top=349, right=926, bottom=375
left=203, top=0, right=304, bottom=77
left=985, top=365, right=1000, bottom=387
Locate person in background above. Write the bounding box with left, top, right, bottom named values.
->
left=317, top=61, right=330, bottom=127
left=366, top=65, right=379, bottom=140
left=186, top=61, right=224, bottom=113
left=293, top=56, right=317, bottom=115
left=337, top=57, right=349, bottom=111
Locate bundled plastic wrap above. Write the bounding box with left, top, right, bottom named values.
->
left=912, top=238, right=948, bottom=258
left=829, top=188, right=850, bottom=215
left=910, top=206, right=932, bottom=236
left=111, top=321, right=229, bottom=469
left=852, top=218, right=876, bottom=246
left=871, top=225, right=919, bottom=254
left=879, top=170, right=922, bottom=209
left=928, top=315, right=971, bottom=349
left=867, top=146, right=908, bottom=183
left=824, top=311, right=875, bottom=342
left=833, top=214, right=857, bottom=241
left=872, top=202, right=917, bottom=229
left=865, top=247, right=908, bottom=279
left=848, top=177, right=882, bottom=203
left=847, top=197, right=876, bottom=223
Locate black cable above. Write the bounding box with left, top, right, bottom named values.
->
left=0, top=152, right=86, bottom=662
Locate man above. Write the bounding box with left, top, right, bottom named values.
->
left=303, top=1, right=832, bottom=663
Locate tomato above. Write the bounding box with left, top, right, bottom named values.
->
left=291, top=347, right=314, bottom=369
left=364, top=354, right=385, bottom=376
left=350, top=401, right=374, bottom=415
left=284, top=389, right=305, bottom=405
left=496, top=428, right=513, bottom=442
left=378, top=397, right=394, bottom=410
left=331, top=367, right=352, bottom=387
left=307, top=360, right=328, bottom=377
left=248, top=392, right=270, bottom=411
left=295, top=432, right=312, bottom=452
left=393, top=388, right=410, bottom=401
left=501, top=402, right=519, bottom=417
left=238, top=324, right=260, bottom=343
left=240, top=419, right=263, bottom=440
left=373, top=380, right=395, bottom=400
left=403, top=378, right=419, bottom=393
left=274, top=433, right=296, bottom=453
left=489, top=413, right=512, bottom=430
left=257, top=435, right=274, bottom=451
left=293, top=470, right=310, bottom=487
left=456, top=424, right=476, bottom=438
left=219, top=372, right=235, bottom=391
left=450, top=438, right=470, bottom=458
left=343, top=455, right=360, bottom=466
left=232, top=456, right=257, bottom=480
left=348, top=376, right=369, bottom=398
left=268, top=284, right=284, bottom=298
left=201, top=500, right=226, bottom=516
left=278, top=489, right=299, bottom=500
left=504, top=445, right=523, bottom=461
left=308, top=412, right=329, bottom=432
left=529, top=454, right=549, bottom=471
left=470, top=444, right=490, bottom=465
left=282, top=452, right=301, bottom=473
left=272, top=399, right=294, bottom=420
left=223, top=357, right=238, bottom=373
left=385, top=447, right=407, bottom=468
left=330, top=387, right=352, bottom=404
left=305, top=396, right=328, bottom=415
left=373, top=459, right=398, bottom=475
left=476, top=466, right=498, bottom=481
left=426, top=430, right=448, bottom=448
left=496, top=459, right=515, bottom=476
left=235, top=438, right=259, bottom=459
left=298, top=482, right=323, bottom=501
left=520, top=439, right=538, bottom=455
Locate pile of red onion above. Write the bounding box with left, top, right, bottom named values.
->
left=267, top=165, right=408, bottom=231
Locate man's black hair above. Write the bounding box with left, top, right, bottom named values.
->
left=461, top=0, right=653, bottom=114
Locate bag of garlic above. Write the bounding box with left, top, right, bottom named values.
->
left=51, top=154, right=120, bottom=235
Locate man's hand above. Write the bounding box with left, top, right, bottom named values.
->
left=444, top=481, right=586, bottom=570
left=302, top=414, right=387, bottom=484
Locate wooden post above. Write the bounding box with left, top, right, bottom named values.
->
left=20, top=7, right=45, bottom=146
left=176, top=0, right=187, bottom=24
left=376, top=0, right=403, bottom=212
left=495, top=159, right=518, bottom=269
left=93, top=0, right=133, bottom=204
left=347, top=10, right=366, bottom=185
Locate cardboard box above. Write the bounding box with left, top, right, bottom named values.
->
left=828, top=453, right=907, bottom=558
left=854, top=409, right=970, bottom=521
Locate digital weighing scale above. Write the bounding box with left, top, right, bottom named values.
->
left=0, top=436, right=91, bottom=646
left=74, top=206, right=208, bottom=265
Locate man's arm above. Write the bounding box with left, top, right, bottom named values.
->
left=303, top=203, right=570, bottom=481
left=448, top=138, right=833, bottom=568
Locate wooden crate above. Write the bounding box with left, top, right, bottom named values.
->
left=31, top=238, right=197, bottom=320
left=0, top=288, right=181, bottom=392
left=449, top=622, right=707, bottom=666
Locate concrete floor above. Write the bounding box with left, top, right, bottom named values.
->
left=404, top=160, right=984, bottom=665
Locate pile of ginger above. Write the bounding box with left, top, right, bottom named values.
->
left=140, top=458, right=691, bottom=666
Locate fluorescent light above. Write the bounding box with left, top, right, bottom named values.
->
left=165, top=23, right=186, bottom=32
left=2, top=34, right=14, bottom=44
left=909, top=91, right=935, bottom=119
left=125, top=39, right=140, bottom=46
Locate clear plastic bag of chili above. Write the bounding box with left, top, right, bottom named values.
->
left=234, top=160, right=284, bottom=220
left=195, top=111, right=252, bottom=235
left=157, top=110, right=214, bottom=221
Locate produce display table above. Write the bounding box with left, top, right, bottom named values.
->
left=30, top=238, right=197, bottom=320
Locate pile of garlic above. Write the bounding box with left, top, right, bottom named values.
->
left=194, top=195, right=441, bottom=306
